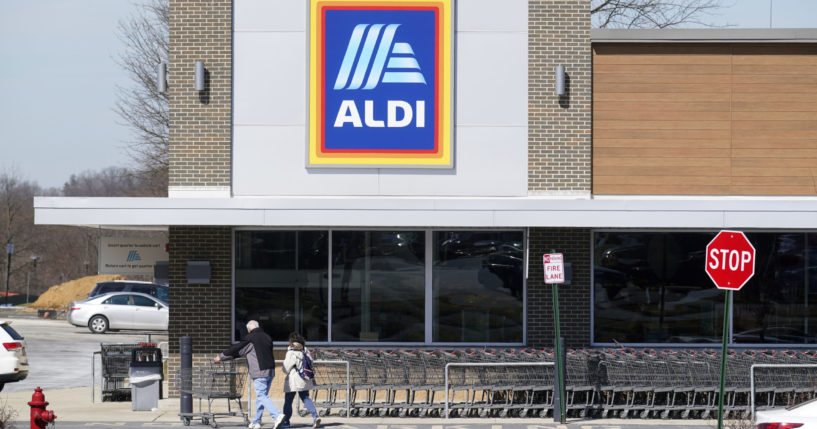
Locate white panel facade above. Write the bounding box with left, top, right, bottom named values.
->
left=233, top=0, right=528, bottom=197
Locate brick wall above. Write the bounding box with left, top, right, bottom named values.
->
left=168, top=0, right=232, bottom=188
left=169, top=226, right=232, bottom=354
left=527, top=228, right=591, bottom=347
left=528, top=0, right=592, bottom=193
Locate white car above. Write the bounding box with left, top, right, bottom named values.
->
left=0, top=320, right=29, bottom=392
left=756, top=398, right=817, bottom=429
left=68, top=292, right=169, bottom=334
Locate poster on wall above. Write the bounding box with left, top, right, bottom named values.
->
left=99, top=237, right=169, bottom=275
left=308, top=0, right=454, bottom=168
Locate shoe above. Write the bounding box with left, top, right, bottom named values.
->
left=312, top=418, right=321, bottom=429
left=248, top=423, right=261, bottom=429
left=279, top=421, right=290, bottom=428
left=273, top=414, right=285, bottom=429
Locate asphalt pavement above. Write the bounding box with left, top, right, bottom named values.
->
left=2, top=317, right=168, bottom=393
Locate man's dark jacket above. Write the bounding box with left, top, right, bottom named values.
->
left=220, top=328, right=274, bottom=378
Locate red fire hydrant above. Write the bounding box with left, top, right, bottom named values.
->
left=28, top=387, right=56, bottom=429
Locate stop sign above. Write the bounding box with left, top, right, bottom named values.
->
left=705, top=230, right=756, bottom=290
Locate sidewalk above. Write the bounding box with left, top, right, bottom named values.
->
left=1, top=385, right=717, bottom=426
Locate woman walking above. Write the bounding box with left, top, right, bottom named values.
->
left=282, top=332, right=321, bottom=428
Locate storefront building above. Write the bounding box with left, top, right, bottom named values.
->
left=35, top=1, right=817, bottom=374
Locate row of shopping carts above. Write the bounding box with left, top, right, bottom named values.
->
left=303, top=348, right=817, bottom=419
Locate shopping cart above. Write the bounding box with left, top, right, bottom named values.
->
left=99, top=343, right=140, bottom=401
left=175, top=359, right=249, bottom=428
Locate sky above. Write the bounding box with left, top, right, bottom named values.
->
left=1, top=0, right=817, bottom=190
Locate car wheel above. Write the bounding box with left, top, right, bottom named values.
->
left=89, top=315, right=109, bottom=334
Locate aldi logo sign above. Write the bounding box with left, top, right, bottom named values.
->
left=309, top=0, right=454, bottom=168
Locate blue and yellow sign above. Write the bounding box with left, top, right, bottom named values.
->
left=309, top=0, right=454, bottom=167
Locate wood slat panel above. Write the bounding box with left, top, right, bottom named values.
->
left=595, top=110, right=731, bottom=121
left=594, top=44, right=731, bottom=55
left=732, top=74, right=817, bottom=85
left=594, top=175, right=729, bottom=186
left=594, top=83, right=731, bottom=93
left=595, top=139, right=731, bottom=149
left=733, top=65, right=817, bottom=75
left=733, top=111, right=817, bottom=120
left=732, top=84, right=817, bottom=93
left=732, top=139, right=817, bottom=149
left=594, top=184, right=731, bottom=194
left=730, top=185, right=817, bottom=195
left=595, top=73, right=732, bottom=84
left=733, top=148, right=817, bottom=158
left=595, top=157, right=730, bottom=168
left=595, top=92, right=732, bottom=102
left=595, top=147, right=731, bottom=158
left=592, top=42, right=817, bottom=196
left=732, top=55, right=817, bottom=65
left=596, top=120, right=730, bottom=130
left=732, top=129, right=815, bottom=139
left=593, top=53, right=731, bottom=65
left=733, top=102, right=817, bottom=112
left=732, top=158, right=817, bottom=168
left=596, top=64, right=732, bottom=74
left=732, top=167, right=815, bottom=177
left=732, top=120, right=817, bottom=130
left=595, top=102, right=731, bottom=112
left=594, top=166, right=731, bottom=177
left=731, top=176, right=815, bottom=186
left=732, top=93, right=817, bottom=102
left=595, top=129, right=731, bottom=139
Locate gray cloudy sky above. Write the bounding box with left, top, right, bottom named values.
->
left=1, top=0, right=816, bottom=189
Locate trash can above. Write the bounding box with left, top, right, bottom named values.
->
left=129, top=347, right=163, bottom=411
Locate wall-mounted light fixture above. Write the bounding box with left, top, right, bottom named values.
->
left=157, top=62, right=168, bottom=93
left=186, top=260, right=210, bottom=284
left=555, top=65, right=566, bottom=96
left=194, top=61, right=205, bottom=91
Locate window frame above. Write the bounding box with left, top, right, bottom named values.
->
left=591, top=228, right=817, bottom=348
left=232, top=227, right=527, bottom=346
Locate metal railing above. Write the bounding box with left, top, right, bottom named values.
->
left=246, top=359, right=350, bottom=417
left=443, top=361, right=555, bottom=419
left=750, top=363, right=817, bottom=418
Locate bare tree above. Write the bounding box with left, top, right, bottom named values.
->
left=114, top=0, right=169, bottom=197
left=591, top=0, right=727, bottom=29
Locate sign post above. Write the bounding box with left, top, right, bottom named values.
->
left=705, top=230, right=755, bottom=429
left=4, top=244, right=13, bottom=307
left=544, top=253, right=566, bottom=423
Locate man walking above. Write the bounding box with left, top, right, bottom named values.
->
left=215, top=320, right=285, bottom=429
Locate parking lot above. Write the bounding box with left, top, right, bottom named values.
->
left=2, top=317, right=167, bottom=393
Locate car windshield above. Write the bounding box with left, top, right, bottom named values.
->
left=2, top=324, right=23, bottom=340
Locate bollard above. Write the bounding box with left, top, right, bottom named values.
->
left=180, top=336, right=193, bottom=416
left=28, top=387, right=56, bottom=429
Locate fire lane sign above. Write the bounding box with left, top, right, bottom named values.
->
left=543, top=253, right=565, bottom=284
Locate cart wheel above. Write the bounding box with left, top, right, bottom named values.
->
left=399, top=409, right=408, bottom=417
left=681, top=410, right=690, bottom=419
left=299, top=409, right=308, bottom=417
left=579, top=409, right=588, bottom=418
left=211, top=421, right=218, bottom=429
left=338, top=409, right=347, bottom=417
left=182, top=417, right=191, bottom=426
left=320, top=408, right=330, bottom=417
left=378, top=408, right=388, bottom=417
left=202, top=417, right=209, bottom=425
left=660, top=410, right=670, bottom=419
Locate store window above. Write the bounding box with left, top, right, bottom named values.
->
left=235, top=229, right=525, bottom=344
left=594, top=231, right=817, bottom=345
left=433, top=231, right=524, bottom=343
left=332, top=231, right=425, bottom=342
left=235, top=231, right=329, bottom=341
